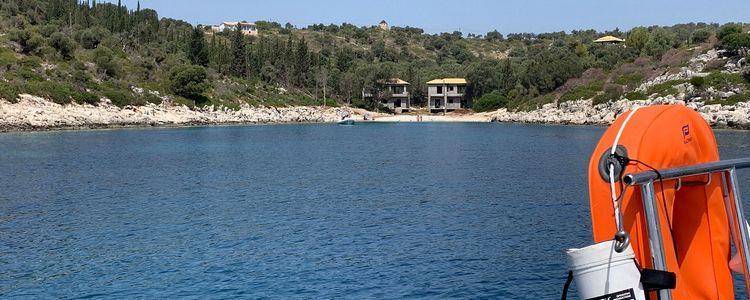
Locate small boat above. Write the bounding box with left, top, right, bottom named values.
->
left=563, top=105, right=750, bottom=299
left=337, top=117, right=355, bottom=125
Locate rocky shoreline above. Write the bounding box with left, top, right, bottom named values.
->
left=487, top=97, right=750, bottom=129
left=0, top=94, right=355, bottom=132
left=1, top=94, right=749, bottom=132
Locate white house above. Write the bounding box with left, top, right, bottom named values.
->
left=212, top=22, right=258, bottom=35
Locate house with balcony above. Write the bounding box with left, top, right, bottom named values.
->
left=362, top=78, right=411, bottom=112
left=212, top=22, right=258, bottom=36
left=427, top=78, right=469, bottom=113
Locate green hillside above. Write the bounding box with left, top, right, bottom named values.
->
left=0, top=0, right=749, bottom=111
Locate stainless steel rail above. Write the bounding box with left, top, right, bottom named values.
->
left=622, top=157, right=750, bottom=300
left=623, top=158, right=750, bottom=186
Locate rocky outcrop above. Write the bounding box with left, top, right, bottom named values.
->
left=635, top=49, right=724, bottom=93
left=488, top=98, right=750, bottom=129
left=0, top=94, right=354, bottom=131
left=489, top=48, right=749, bottom=129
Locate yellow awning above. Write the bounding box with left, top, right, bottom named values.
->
left=594, top=36, right=625, bottom=43
left=426, top=78, right=467, bottom=85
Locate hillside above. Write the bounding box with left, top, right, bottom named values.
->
left=0, top=0, right=749, bottom=115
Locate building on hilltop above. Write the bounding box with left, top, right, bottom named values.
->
left=379, top=20, right=389, bottom=31
left=362, top=78, right=411, bottom=113
left=593, top=35, right=625, bottom=45
left=211, top=21, right=258, bottom=36
left=427, top=78, right=469, bottom=113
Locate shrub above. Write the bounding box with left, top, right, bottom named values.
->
left=23, top=81, right=80, bottom=104
left=15, top=68, right=43, bottom=81
left=0, top=81, right=19, bottom=103
left=20, top=56, right=42, bottom=69
left=646, top=80, right=685, bottom=97
left=0, top=48, right=15, bottom=71
left=169, top=64, right=209, bottom=99
left=48, top=32, right=77, bottom=60
left=74, top=91, right=99, bottom=104
left=473, top=91, right=508, bottom=112
left=691, top=29, right=712, bottom=44
left=721, top=33, right=750, bottom=53
left=9, top=29, right=45, bottom=54
left=725, top=92, right=750, bottom=105
left=623, top=91, right=647, bottom=100
left=74, top=27, right=107, bottom=50
left=559, top=81, right=603, bottom=102
left=614, top=73, right=644, bottom=86
left=704, top=72, right=746, bottom=89
left=136, top=93, right=162, bottom=105
left=718, top=23, right=743, bottom=42
left=102, top=90, right=135, bottom=107
left=690, top=76, right=705, bottom=88
left=593, top=91, right=622, bottom=105
left=705, top=92, right=750, bottom=105
left=93, top=46, right=119, bottom=78
left=560, top=86, right=597, bottom=102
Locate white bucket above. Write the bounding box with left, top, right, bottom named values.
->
left=566, top=240, right=645, bottom=300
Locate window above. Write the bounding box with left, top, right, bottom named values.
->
left=436, top=86, right=443, bottom=94
left=448, top=86, right=455, bottom=92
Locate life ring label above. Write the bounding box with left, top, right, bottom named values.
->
left=585, top=288, right=636, bottom=300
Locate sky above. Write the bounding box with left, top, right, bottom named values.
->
left=109, top=0, right=749, bottom=35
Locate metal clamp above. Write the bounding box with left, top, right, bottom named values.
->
left=614, top=231, right=630, bottom=253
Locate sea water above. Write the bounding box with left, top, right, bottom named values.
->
left=0, top=123, right=748, bottom=299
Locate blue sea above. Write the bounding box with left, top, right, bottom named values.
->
left=0, top=123, right=749, bottom=299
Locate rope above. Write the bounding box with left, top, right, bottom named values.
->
left=609, top=106, right=641, bottom=230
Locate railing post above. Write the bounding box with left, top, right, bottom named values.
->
left=728, top=168, right=750, bottom=297
left=640, top=180, right=672, bottom=300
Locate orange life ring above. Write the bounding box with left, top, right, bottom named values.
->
left=588, top=105, right=733, bottom=299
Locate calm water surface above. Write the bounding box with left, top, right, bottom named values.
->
left=0, top=123, right=748, bottom=299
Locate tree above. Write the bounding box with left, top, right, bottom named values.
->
left=230, top=29, right=246, bottom=77
left=466, top=59, right=499, bottom=99
left=335, top=46, right=355, bottom=72
left=9, top=29, right=44, bottom=54
left=721, top=33, right=750, bottom=53
left=49, top=32, right=77, bottom=59
left=93, top=46, right=119, bottom=78
left=188, top=27, right=209, bottom=66
left=691, top=29, right=712, bottom=44
left=574, top=42, right=589, bottom=58
left=644, top=28, right=677, bottom=58
left=338, top=71, right=356, bottom=105
left=626, top=27, right=650, bottom=54
left=718, top=23, right=743, bottom=42
left=169, top=65, right=209, bottom=99
left=485, top=30, right=503, bottom=42
left=295, top=37, right=310, bottom=86
left=314, top=67, right=328, bottom=105
left=473, top=91, right=508, bottom=112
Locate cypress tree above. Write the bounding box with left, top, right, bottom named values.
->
left=189, top=27, right=209, bottom=66
left=295, top=37, right=309, bottom=86
left=231, top=29, right=246, bottom=77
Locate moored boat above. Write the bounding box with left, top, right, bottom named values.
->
left=337, top=117, right=355, bottom=125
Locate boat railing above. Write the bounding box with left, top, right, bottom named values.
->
left=623, top=157, right=750, bottom=300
